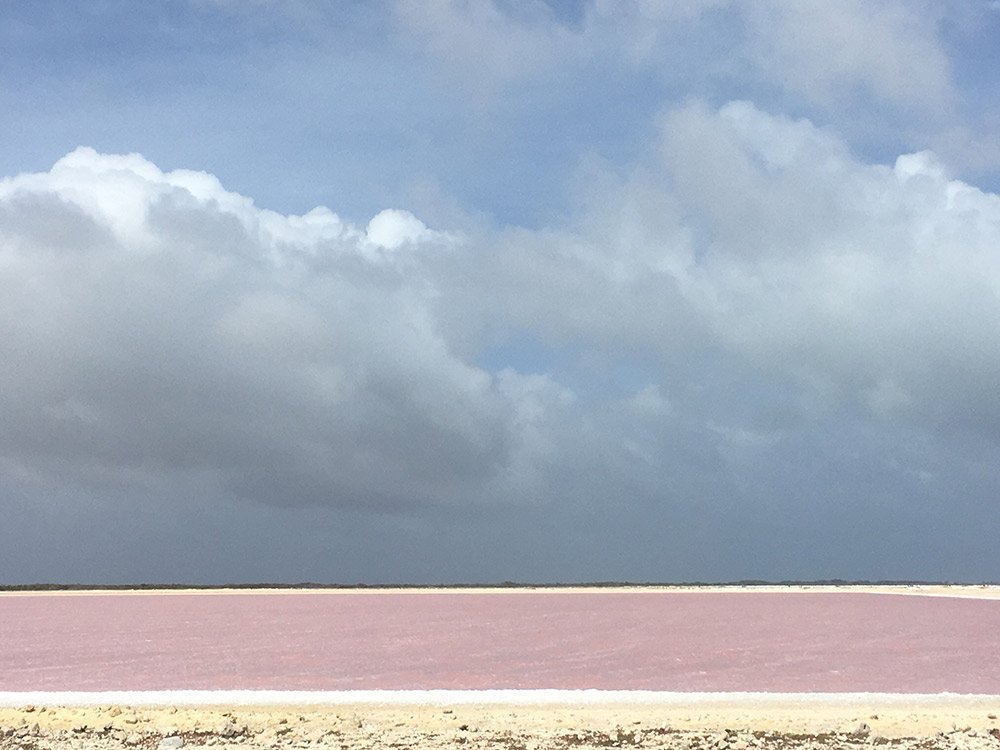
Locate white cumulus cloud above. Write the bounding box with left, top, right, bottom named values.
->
left=0, top=148, right=561, bottom=510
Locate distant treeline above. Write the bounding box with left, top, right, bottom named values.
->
left=1, top=579, right=996, bottom=591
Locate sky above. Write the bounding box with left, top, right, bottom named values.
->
left=2, top=0, right=1000, bottom=584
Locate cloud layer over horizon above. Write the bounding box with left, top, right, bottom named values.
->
left=2, top=1, right=999, bottom=583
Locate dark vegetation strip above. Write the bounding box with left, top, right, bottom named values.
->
left=1, top=580, right=995, bottom=591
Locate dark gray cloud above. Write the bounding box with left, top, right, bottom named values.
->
left=0, top=150, right=537, bottom=516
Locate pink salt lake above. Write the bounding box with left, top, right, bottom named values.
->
left=1, top=591, right=997, bottom=693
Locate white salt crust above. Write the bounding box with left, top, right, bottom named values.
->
left=1, top=690, right=998, bottom=708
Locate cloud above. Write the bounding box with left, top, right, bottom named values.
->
left=10, top=108, right=1000, bottom=471
left=0, top=148, right=564, bottom=510
left=398, top=0, right=954, bottom=114
left=648, top=101, right=1000, bottom=433
left=427, top=99, right=1000, bottom=442
left=740, top=0, right=952, bottom=113
left=366, top=208, right=447, bottom=251
left=3, top=112, right=1000, bottom=579
left=390, top=0, right=580, bottom=88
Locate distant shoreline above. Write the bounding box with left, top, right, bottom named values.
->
left=2, top=579, right=997, bottom=592
left=2, top=583, right=999, bottom=599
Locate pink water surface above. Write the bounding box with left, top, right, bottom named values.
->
left=1, top=592, right=997, bottom=693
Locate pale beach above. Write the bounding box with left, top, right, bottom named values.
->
left=2, top=694, right=1000, bottom=749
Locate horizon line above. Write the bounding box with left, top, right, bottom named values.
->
left=3, top=579, right=998, bottom=592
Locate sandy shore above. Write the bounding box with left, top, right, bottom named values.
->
left=2, top=698, right=1000, bottom=749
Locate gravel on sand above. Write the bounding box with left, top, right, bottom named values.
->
left=2, top=699, right=1000, bottom=750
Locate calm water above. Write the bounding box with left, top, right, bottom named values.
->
left=1, top=591, right=998, bottom=692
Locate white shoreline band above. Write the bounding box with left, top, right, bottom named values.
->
left=1, top=690, right=999, bottom=707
